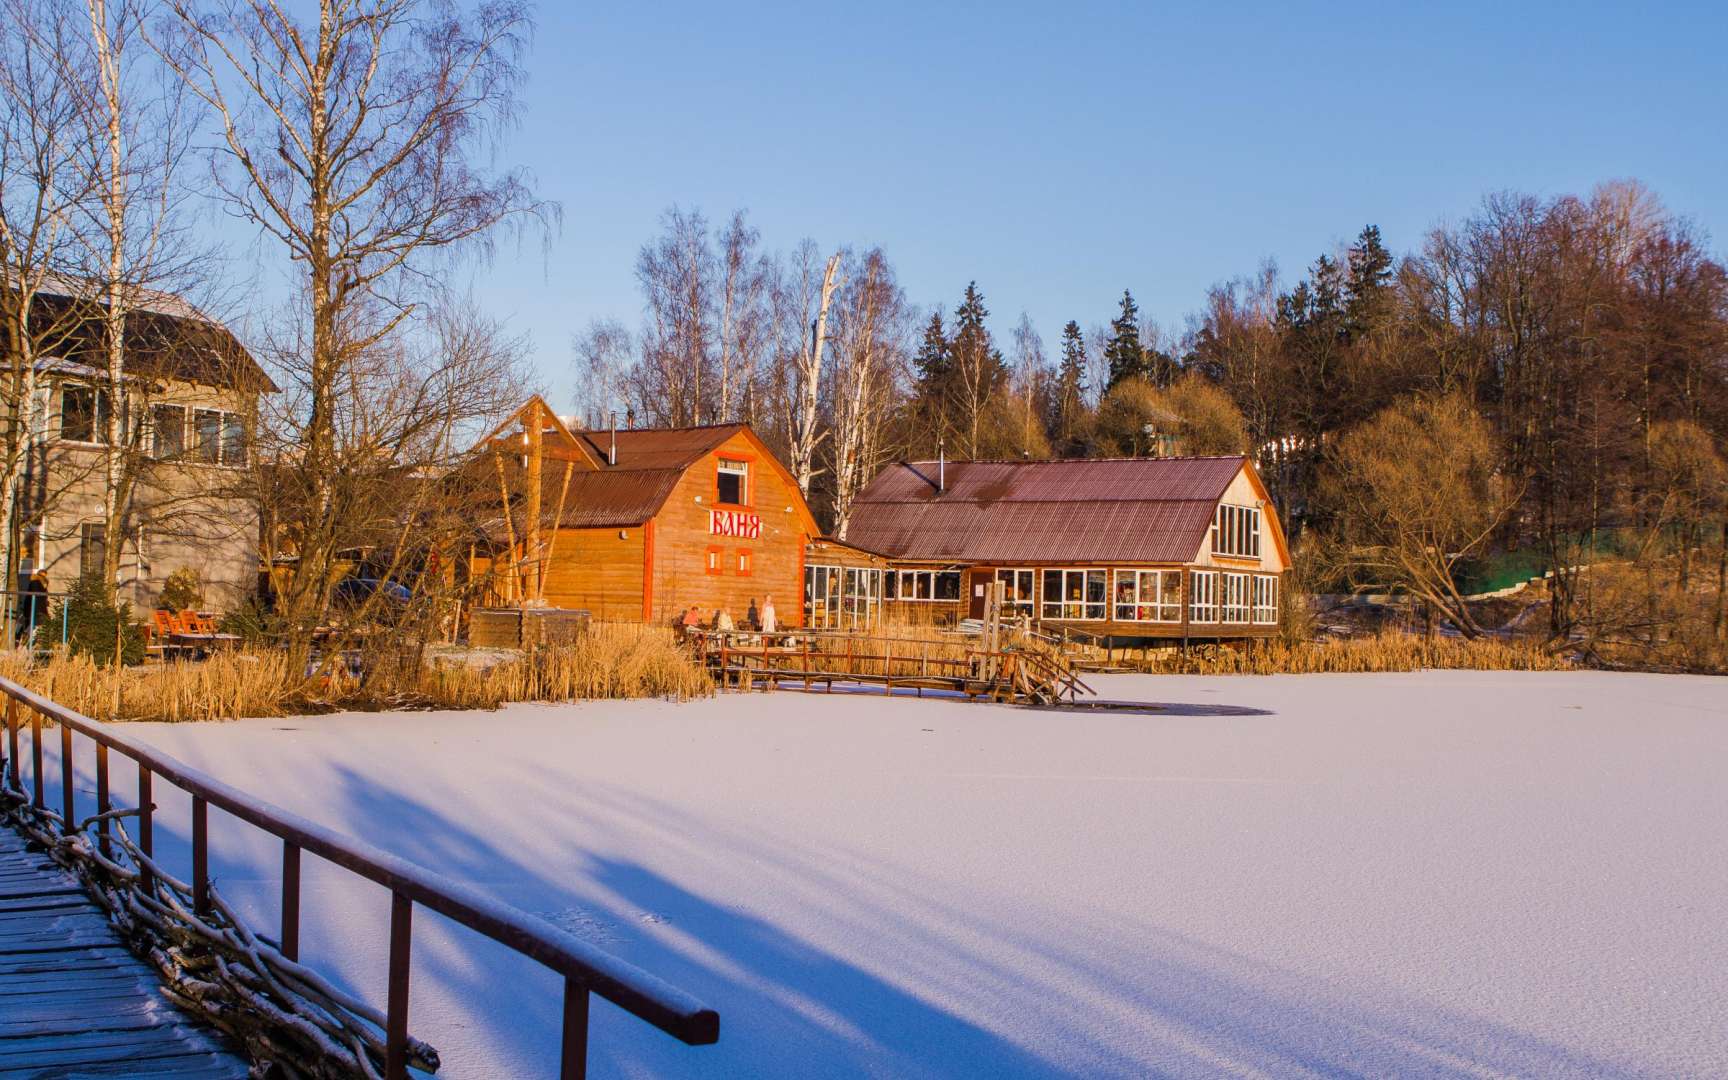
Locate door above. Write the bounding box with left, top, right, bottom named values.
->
left=968, top=570, right=988, bottom=620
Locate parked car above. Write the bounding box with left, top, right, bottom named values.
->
left=332, top=577, right=412, bottom=608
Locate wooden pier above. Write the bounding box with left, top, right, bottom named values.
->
left=0, top=826, right=247, bottom=1078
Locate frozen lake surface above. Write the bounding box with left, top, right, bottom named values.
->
left=64, top=670, right=1728, bottom=1077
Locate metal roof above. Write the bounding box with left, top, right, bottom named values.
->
left=845, top=456, right=1248, bottom=564
left=572, top=424, right=749, bottom=472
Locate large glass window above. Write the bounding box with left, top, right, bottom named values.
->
left=194, top=409, right=222, bottom=463
left=994, top=568, right=1036, bottom=615
left=1041, top=569, right=1107, bottom=620
left=1252, top=575, right=1279, bottom=624
left=1221, top=572, right=1251, bottom=623
left=1212, top=504, right=1261, bottom=558
left=890, top=569, right=961, bottom=602
left=221, top=414, right=247, bottom=466
left=1190, top=571, right=1219, bottom=623
left=1112, top=569, right=1184, bottom=622
left=717, top=458, right=748, bottom=505
left=806, top=564, right=881, bottom=629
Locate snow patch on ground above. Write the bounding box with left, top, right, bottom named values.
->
left=43, top=670, right=1728, bottom=1078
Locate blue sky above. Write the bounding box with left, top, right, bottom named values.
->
left=464, top=1, right=1728, bottom=404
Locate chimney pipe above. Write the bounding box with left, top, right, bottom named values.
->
left=938, top=436, right=945, bottom=494
left=608, top=411, right=617, bottom=466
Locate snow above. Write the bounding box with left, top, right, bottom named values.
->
left=40, top=671, right=1728, bottom=1078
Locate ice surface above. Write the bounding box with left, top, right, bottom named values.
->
left=42, top=670, right=1728, bottom=1077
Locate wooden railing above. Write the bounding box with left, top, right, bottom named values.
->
left=0, top=676, right=718, bottom=1078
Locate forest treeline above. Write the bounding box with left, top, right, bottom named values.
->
left=580, top=182, right=1728, bottom=668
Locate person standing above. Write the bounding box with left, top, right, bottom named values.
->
left=760, top=594, right=777, bottom=634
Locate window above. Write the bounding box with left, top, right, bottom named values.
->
left=890, top=569, right=961, bottom=601
left=1041, top=568, right=1107, bottom=620
left=994, top=568, right=1036, bottom=616
left=1221, top=573, right=1250, bottom=623
left=194, top=409, right=222, bottom=463
left=1190, top=571, right=1218, bottom=623
left=1212, top=504, right=1261, bottom=558
left=1112, top=569, right=1184, bottom=623
left=706, top=546, right=722, bottom=574
left=60, top=385, right=111, bottom=444
left=1252, top=575, right=1279, bottom=624
left=79, top=523, right=107, bottom=582
left=222, top=414, right=246, bottom=466
left=152, top=404, right=186, bottom=459
left=736, top=549, right=752, bottom=575
left=717, top=458, right=748, bottom=505
left=805, top=564, right=877, bottom=629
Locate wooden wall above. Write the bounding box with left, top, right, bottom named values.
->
left=537, top=527, right=646, bottom=621
left=647, top=430, right=809, bottom=627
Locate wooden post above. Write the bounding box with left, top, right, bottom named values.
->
left=560, top=978, right=590, bottom=1080
left=525, top=399, right=544, bottom=603
left=96, top=743, right=110, bottom=857
left=492, top=451, right=520, bottom=603
left=386, top=892, right=412, bottom=1079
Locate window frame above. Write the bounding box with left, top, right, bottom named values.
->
left=151, top=404, right=187, bottom=460
left=705, top=545, right=723, bottom=575
left=1221, top=572, right=1251, bottom=623
left=735, top=549, right=752, bottom=576
left=59, top=384, right=111, bottom=446
left=1041, top=568, right=1108, bottom=621
left=79, top=521, right=107, bottom=582
left=716, top=457, right=750, bottom=507
left=1252, top=575, right=1279, bottom=624
left=993, top=568, right=1036, bottom=616
left=1212, top=503, right=1262, bottom=559
left=1190, top=570, right=1219, bottom=623
left=1112, top=569, right=1185, bottom=623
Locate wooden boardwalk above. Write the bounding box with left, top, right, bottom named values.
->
left=0, top=825, right=249, bottom=1079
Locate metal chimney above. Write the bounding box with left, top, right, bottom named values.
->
left=608, top=411, right=617, bottom=466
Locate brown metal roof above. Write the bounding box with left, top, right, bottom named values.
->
left=845, top=456, right=1248, bottom=564
left=572, top=424, right=748, bottom=472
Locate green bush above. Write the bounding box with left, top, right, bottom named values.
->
left=157, top=567, right=205, bottom=612
left=219, top=594, right=277, bottom=645
left=40, top=575, right=147, bottom=666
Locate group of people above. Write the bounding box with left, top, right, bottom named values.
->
left=680, top=595, right=777, bottom=635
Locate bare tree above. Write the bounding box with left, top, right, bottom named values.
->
left=773, top=239, right=840, bottom=495
left=827, top=247, right=905, bottom=537
left=714, top=210, right=767, bottom=423
left=0, top=0, right=95, bottom=606
left=570, top=317, right=632, bottom=428
left=158, top=0, right=545, bottom=656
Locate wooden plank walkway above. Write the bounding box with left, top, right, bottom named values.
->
left=0, top=824, right=250, bottom=1079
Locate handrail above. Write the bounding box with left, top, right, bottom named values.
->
left=0, top=675, right=718, bottom=1076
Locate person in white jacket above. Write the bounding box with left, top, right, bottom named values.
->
left=760, top=595, right=777, bottom=634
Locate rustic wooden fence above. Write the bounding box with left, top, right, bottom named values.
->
left=0, top=676, right=718, bottom=1078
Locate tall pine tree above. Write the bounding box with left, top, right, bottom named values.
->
left=950, top=282, right=1008, bottom=457
left=1104, top=289, right=1145, bottom=390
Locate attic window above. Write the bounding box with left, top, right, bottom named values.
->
left=717, top=459, right=748, bottom=505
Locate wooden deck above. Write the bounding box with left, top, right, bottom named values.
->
left=0, top=825, right=249, bottom=1079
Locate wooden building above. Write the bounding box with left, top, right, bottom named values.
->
left=841, top=456, right=1291, bottom=641
left=468, top=398, right=820, bottom=626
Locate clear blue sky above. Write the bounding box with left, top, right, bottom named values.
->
left=469, top=1, right=1728, bottom=405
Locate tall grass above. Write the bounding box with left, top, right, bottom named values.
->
left=0, top=622, right=710, bottom=723
left=1123, top=632, right=1570, bottom=675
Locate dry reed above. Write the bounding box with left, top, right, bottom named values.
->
left=0, top=622, right=710, bottom=723
left=1121, top=632, right=1570, bottom=675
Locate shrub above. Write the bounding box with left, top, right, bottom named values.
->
left=39, top=575, right=146, bottom=666
left=157, top=567, right=205, bottom=612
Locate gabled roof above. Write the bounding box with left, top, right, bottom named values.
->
left=21, top=277, right=275, bottom=393
left=570, top=423, right=749, bottom=472
left=845, top=456, right=1257, bottom=564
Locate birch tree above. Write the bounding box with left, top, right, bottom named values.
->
left=0, top=0, right=98, bottom=607
left=158, top=0, right=543, bottom=655
left=778, top=240, right=840, bottom=496
left=827, top=247, right=905, bottom=537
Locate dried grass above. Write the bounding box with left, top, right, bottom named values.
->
left=1121, top=632, right=1570, bottom=675
left=0, top=622, right=710, bottom=723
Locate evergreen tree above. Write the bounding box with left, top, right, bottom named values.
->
left=1054, top=320, right=1089, bottom=454
left=949, top=282, right=1009, bottom=456
left=913, top=311, right=950, bottom=392
left=1104, top=289, right=1145, bottom=390
left=1344, top=224, right=1395, bottom=337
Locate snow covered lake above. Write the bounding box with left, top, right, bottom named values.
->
left=58, top=671, right=1728, bottom=1077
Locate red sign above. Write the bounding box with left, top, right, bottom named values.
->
left=710, top=509, right=761, bottom=539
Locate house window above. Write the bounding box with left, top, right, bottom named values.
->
left=221, top=414, right=246, bottom=466
left=993, top=568, right=1036, bottom=616
left=736, top=549, right=752, bottom=575
left=706, top=546, right=722, bottom=575
left=1041, top=568, right=1107, bottom=621
left=1253, top=575, right=1279, bottom=624
left=890, top=569, right=961, bottom=601
left=1112, top=569, right=1184, bottom=623
left=717, top=458, right=748, bottom=505
left=1221, top=572, right=1251, bottom=623
left=1212, top=504, right=1261, bottom=559
left=194, top=409, right=222, bottom=463
left=152, top=404, right=186, bottom=459
left=1190, top=571, right=1218, bottom=623
left=79, top=523, right=107, bottom=582
left=61, top=385, right=111, bottom=444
